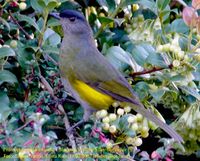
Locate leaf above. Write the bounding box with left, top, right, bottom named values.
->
left=16, top=14, right=40, bottom=32
left=146, top=51, right=167, bottom=67
left=106, top=0, right=116, bottom=11
left=149, top=89, right=166, bottom=101
left=16, top=47, right=34, bottom=69
left=0, top=70, right=18, bottom=85
left=182, top=6, right=197, bottom=27
left=42, top=46, right=59, bottom=55
left=130, top=44, right=150, bottom=66
left=170, top=19, right=189, bottom=33
left=46, top=0, right=59, bottom=11
left=38, top=0, right=46, bottom=8
left=30, top=0, right=43, bottom=12
left=133, top=82, right=149, bottom=99
left=156, top=0, right=170, bottom=10
left=124, top=129, right=136, bottom=137
left=46, top=131, right=58, bottom=139
left=179, top=86, right=200, bottom=101
left=193, top=71, right=200, bottom=81
left=0, top=17, right=10, bottom=31
left=43, top=28, right=61, bottom=46
left=98, top=17, right=114, bottom=26
left=0, top=92, right=11, bottom=122
left=131, top=44, right=166, bottom=67
left=169, top=74, right=185, bottom=82
left=136, top=0, right=157, bottom=14
left=106, top=46, right=137, bottom=71
left=0, top=47, right=15, bottom=59
left=0, top=92, right=9, bottom=105
left=118, top=115, right=129, bottom=131
left=123, top=0, right=139, bottom=6
left=179, top=36, right=189, bottom=51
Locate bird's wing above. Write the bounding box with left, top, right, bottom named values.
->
left=88, top=77, right=141, bottom=106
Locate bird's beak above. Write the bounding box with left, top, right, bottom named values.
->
left=49, top=12, right=60, bottom=20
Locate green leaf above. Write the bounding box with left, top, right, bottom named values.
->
left=0, top=47, right=15, bottom=59
left=193, top=71, right=200, bottom=81
left=46, top=0, right=59, bottom=11
left=136, top=0, right=157, bottom=14
left=170, top=19, right=189, bottom=33
left=0, top=70, right=18, bottom=85
left=156, top=0, right=170, bottom=10
left=30, top=0, right=43, bottom=12
left=38, top=0, right=46, bottom=8
left=118, top=115, right=129, bottom=131
left=106, top=46, right=132, bottom=72
left=146, top=51, right=167, bottom=67
left=43, top=46, right=59, bottom=55
left=43, top=28, right=61, bottom=46
left=149, top=89, right=166, bottom=101
left=16, top=45, right=34, bottom=69
left=0, top=92, right=9, bottom=105
left=179, top=86, right=200, bottom=101
left=133, top=82, right=149, bottom=99
left=0, top=102, right=11, bottom=122
left=131, top=44, right=167, bottom=67
left=106, top=46, right=138, bottom=69
left=98, top=17, right=114, bottom=26
left=0, top=92, right=11, bottom=122
left=0, top=17, right=10, bottom=31
left=46, top=131, right=58, bottom=139
left=179, top=36, right=189, bottom=51
left=124, top=129, right=136, bottom=137
left=123, top=0, right=139, bottom=6
left=131, top=44, right=150, bottom=66
left=16, top=14, right=40, bottom=32
left=169, top=74, right=185, bottom=82
left=106, top=0, right=116, bottom=11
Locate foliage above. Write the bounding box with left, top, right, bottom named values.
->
left=0, top=0, right=200, bottom=160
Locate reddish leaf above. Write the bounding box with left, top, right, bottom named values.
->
left=182, top=6, right=198, bottom=27
left=192, top=0, right=200, bottom=9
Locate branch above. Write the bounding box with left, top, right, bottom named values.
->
left=14, top=120, right=33, bottom=133
left=39, top=75, right=56, bottom=98
left=9, top=11, right=32, bottom=40
left=58, top=104, right=77, bottom=152
left=130, top=64, right=173, bottom=77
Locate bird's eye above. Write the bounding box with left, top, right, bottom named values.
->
left=69, top=17, right=76, bottom=22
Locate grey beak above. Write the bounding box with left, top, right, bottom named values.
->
left=49, top=12, right=60, bottom=20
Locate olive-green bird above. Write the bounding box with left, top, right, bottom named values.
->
left=50, top=9, right=183, bottom=142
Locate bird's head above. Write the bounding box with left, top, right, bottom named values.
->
left=50, top=9, right=92, bottom=37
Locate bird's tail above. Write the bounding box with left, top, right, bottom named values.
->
left=124, top=102, right=183, bottom=143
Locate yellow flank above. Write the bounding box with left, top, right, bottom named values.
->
left=72, top=80, right=114, bottom=109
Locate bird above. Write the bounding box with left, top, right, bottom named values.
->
left=49, top=9, right=183, bottom=143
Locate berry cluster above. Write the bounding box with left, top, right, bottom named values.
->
left=95, top=102, right=165, bottom=149
left=174, top=103, right=200, bottom=155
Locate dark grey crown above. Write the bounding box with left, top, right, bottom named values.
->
left=60, top=9, right=85, bottom=21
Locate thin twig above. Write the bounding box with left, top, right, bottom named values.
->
left=130, top=64, right=173, bottom=77
left=58, top=104, right=77, bottom=152
left=9, top=10, right=31, bottom=40
left=39, top=75, right=56, bottom=98
left=14, top=120, right=33, bottom=133
left=44, top=54, right=58, bottom=66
